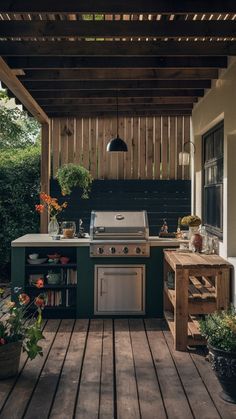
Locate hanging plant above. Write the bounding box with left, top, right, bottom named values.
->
left=56, top=164, right=93, bottom=198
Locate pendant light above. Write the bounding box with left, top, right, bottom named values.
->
left=106, top=93, right=128, bottom=152
left=179, top=141, right=196, bottom=166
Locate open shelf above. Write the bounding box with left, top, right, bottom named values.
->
left=164, top=281, right=217, bottom=314
left=26, top=284, right=77, bottom=290
left=25, top=263, right=77, bottom=268
left=164, top=310, right=205, bottom=347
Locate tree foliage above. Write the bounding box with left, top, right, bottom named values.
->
left=0, top=91, right=40, bottom=149
left=0, top=146, right=41, bottom=269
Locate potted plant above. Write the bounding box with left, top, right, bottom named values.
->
left=56, top=164, right=93, bottom=198
left=0, top=286, right=46, bottom=379
left=181, top=215, right=202, bottom=251
left=200, top=307, right=236, bottom=403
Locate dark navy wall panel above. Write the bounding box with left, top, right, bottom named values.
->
left=51, top=179, right=191, bottom=236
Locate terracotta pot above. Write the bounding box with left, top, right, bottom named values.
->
left=0, top=341, right=22, bottom=379
left=190, top=232, right=203, bottom=252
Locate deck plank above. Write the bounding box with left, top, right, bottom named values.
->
left=50, top=319, right=89, bottom=419
left=0, top=317, right=234, bottom=419
left=74, top=319, right=103, bottom=419
left=24, top=319, right=74, bottom=419
left=0, top=319, right=59, bottom=418
left=115, top=319, right=140, bottom=419
left=99, top=319, right=115, bottom=419
left=163, top=328, right=221, bottom=419
left=145, top=318, right=194, bottom=419
left=129, top=318, right=167, bottom=419
left=191, top=349, right=236, bottom=419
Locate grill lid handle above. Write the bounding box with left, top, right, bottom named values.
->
left=115, top=214, right=125, bottom=220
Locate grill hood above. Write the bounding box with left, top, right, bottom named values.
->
left=90, top=210, right=149, bottom=240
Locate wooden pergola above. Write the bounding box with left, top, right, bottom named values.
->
left=0, top=1, right=235, bottom=230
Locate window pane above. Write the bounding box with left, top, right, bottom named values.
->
left=203, top=121, right=223, bottom=237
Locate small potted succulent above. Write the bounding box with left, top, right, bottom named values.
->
left=200, top=307, right=236, bottom=403
left=0, top=286, right=46, bottom=379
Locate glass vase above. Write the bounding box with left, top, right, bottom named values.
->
left=48, top=216, right=59, bottom=236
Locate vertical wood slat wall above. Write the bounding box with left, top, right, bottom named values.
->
left=51, top=116, right=190, bottom=180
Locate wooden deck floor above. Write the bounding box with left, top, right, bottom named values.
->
left=0, top=318, right=236, bottom=419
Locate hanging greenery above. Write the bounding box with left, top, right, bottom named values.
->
left=56, top=164, right=93, bottom=198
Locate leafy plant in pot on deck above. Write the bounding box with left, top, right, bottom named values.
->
left=0, top=286, right=46, bottom=379
left=200, top=307, right=236, bottom=403
left=56, top=164, right=93, bottom=198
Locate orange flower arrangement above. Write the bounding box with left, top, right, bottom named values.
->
left=35, top=193, right=67, bottom=218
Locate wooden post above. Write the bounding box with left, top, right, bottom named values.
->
left=216, top=269, right=230, bottom=311
left=175, top=268, right=189, bottom=351
left=40, top=122, right=51, bottom=233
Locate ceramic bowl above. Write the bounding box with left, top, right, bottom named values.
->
left=28, top=253, right=39, bottom=260
left=60, top=256, right=70, bottom=265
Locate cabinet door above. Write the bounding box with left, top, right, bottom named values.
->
left=95, top=265, right=145, bottom=314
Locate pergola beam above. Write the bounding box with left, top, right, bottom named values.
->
left=31, top=89, right=205, bottom=99
left=1, top=21, right=236, bottom=38
left=22, top=79, right=211, bottom=90
left=6, top=56, right=227, bottom=69
left=47, top=110, right=192, bottom=117
left=42, top=103, right=194, bottom=112
left=0, top=41, right=235, bottom=56
left=0, top=1, right=235, bottom=14
left=37, top=97, right=198, bottom=106
left=20, top=68, right=218, bottom=81
left=0, top=57, right=49, bottom=123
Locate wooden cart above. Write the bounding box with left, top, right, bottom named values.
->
left=163, top=249, right=231, bottom=351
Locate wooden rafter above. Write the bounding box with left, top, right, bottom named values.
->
left=0, top=41, right=235, bottom=56
left=1, top=20, right=236, bottom=38
left=30, top=89, right=205, bottom=99
left=6, top=56, right=228, bottom=69
left=0, top=0, right=235, bottom=14
left=36, top=97, right=198, bottom=105
left=46, top=110, right=192, bottom=117
left=0, top=57, right=49, bottom=124
left=22, top=79, right=211, bottom=90
left=19, top=68, right=219, bottom=81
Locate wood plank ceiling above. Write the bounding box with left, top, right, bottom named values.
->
left=0, top=1, right=236, bottom=118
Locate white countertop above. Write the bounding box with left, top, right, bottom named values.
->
left=11, top=234, right=186, bottom=247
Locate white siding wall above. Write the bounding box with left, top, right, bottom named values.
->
left=192, top=57, right=236, bottom=304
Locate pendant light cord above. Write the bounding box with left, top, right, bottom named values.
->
left=116, top=92, right=119, bottom=138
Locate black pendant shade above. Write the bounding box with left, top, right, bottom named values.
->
left=107, top=93, right=128, bottom=152
left=106, top=135, right=128, bottom=152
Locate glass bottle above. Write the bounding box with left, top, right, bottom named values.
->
left=200, top=225, right=208, bottom=253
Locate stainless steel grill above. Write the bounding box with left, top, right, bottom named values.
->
left=89, top=210, right=150, bottom=257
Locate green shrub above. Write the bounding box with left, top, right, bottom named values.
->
left=0, top=146, right=40, bottom=273
left=199, top=307, right=236, bottom=352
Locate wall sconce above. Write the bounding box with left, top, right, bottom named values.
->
left=179, top=141, right=196, bottom=166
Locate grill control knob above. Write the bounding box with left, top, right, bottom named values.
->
left=136, top=247, right=141, bottom=254
left=123, top=246, right=129, bottom=254
left=110, top=247, right=116, bottom=254
left=98, top=247, right=104, bottom=254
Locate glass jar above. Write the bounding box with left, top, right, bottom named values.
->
left=61, top=221, right=76, bottom=239
left=200, top=225, right=208, bottom=253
